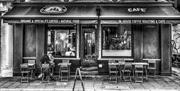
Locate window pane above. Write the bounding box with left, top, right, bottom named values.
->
left=47, top=26, right=76, bottom=57
left=102, top=24, right=132, bottom=57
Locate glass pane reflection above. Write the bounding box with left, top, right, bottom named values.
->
left=102, top=24, right=132, bottom=57
left=47, top=27, right=76, bottom=57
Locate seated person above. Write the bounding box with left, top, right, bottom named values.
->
left=38, top=53, right=55, bottom=79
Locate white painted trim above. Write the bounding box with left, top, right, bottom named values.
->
left=54, top=58, right=80, bottom=60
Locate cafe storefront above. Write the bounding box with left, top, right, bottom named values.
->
left=3, top=2, right=180, bottom=75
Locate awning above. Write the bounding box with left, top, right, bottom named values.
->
left=100, top=6, right=180, bottom=24
left=100, top=6, right=180, bottom=20
left=3, top=5, right=98, bottom=20
left=3, top=3, right=180, bottom=24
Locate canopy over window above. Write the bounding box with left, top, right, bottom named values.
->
left=3, top=3, right=180, bottom=24
left=3, top=5, right=97, bottom=19
left=100, top=6, right=180, bottom=20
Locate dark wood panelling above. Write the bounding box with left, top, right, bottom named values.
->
left=69, top=60, right=81, bottom=74
left=80, top=24, right=84, bottom=63
left=143, top=24, right=161, bottom=74
left=161, top=24, right=171, bottom=76
left=36, top=24, right=45, bottom=69
left=177, top=0, right=180, bottom=11
left=133, top=25, right=143, bottom=60
left=143, top=25, right=160, bottom=58
left=13, top=24, right=24, bottom=74
left=98, top=60, right=108, bottom=75
left=96, top=21, right=100, bottom=57
left=24, top=25, right=36, bottom=57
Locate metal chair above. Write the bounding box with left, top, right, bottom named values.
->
left=28, top=60, right=36, bottom=79
left=41, top=63, right=50, bottom=83
left=58, top=60, right=71, bottom=81
left=20, top=63, right=30, bottom=83
left=147, top=60, right=157, bottom=77
left=122, top=62, right=132, bottom=82
left=108, top=60, right=118, bottom=83
left=134, top=64, right=144, bottom=83
left=118, top=60, right=125, bottom=81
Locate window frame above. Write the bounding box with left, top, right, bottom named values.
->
left=47, top=24, right=77, bottom=58
left=101, top=24, right=133, bottom=58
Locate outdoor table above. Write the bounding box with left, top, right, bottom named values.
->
left=58, top=63, right=71, bottom=66
left=108, top=63, right=120, bottom=66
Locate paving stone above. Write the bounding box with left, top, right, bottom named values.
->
left=1, top=75, right=180, bottom=91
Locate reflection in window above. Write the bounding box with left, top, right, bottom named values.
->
left=102, top=24, right=132, bottom=57
left=47, top=27, right=76, bottom=57
left=84, top=28, right=96, bottom=57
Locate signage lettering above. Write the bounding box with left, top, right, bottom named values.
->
left=13, top=19, right=80, bottom=24
left=128, top=8, right=147, bottom=13
left=119, top=20, right=166, bottom=24
left=40, top=6, right=67, bottom=14
left=4, top=19, right=167, bottom=24
left=101, top=20, right=166, bottom=24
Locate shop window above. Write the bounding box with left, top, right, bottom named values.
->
left=47, top=26, right=76, bottom=58
left=102, top=24, right=132, bottom=57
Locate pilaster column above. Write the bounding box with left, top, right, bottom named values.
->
left=0, top=23, right=13, bottom=77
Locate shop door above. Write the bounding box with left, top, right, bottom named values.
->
left=81, top=25, right=98, bottom=72
left=83, top=26, right=96, bottom=58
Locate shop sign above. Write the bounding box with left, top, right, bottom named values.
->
left=4, top=19, right=80, bottom=24
left=40, top=6, right=67, bottom=14
left=119, top=20, right=166, bottom=24
left=128, top=8, right=147, bottom=13
left=101, top=20, right=167, bottom=24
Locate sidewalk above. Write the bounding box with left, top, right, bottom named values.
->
left=0, top=75, right=180, bottom=91
left=172, top=67, right=180, bottom=76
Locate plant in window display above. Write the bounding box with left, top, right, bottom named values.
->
left=102, top=25, right=132, bottom=57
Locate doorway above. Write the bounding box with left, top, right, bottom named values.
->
left=80, top=25, right=98, bottom=73
left=82, top=25, right=96, bottom=58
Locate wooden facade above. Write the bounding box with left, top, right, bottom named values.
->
left=3, top=2, right=180, bottom=76
left=11, top=24, right=169, bottom=75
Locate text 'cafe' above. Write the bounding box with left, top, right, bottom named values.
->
left=3, top=2, right=180, bottom=75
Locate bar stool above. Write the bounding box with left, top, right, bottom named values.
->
left=41, top=63, right=50, bottom=83
left=20, top=63, right=30, bottom=83
left=58, top=60, right=71, bottom=81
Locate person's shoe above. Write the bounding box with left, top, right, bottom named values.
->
left=50, top=77, right=56, bottom=81
left=38, top=73, right=43, bottom=78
